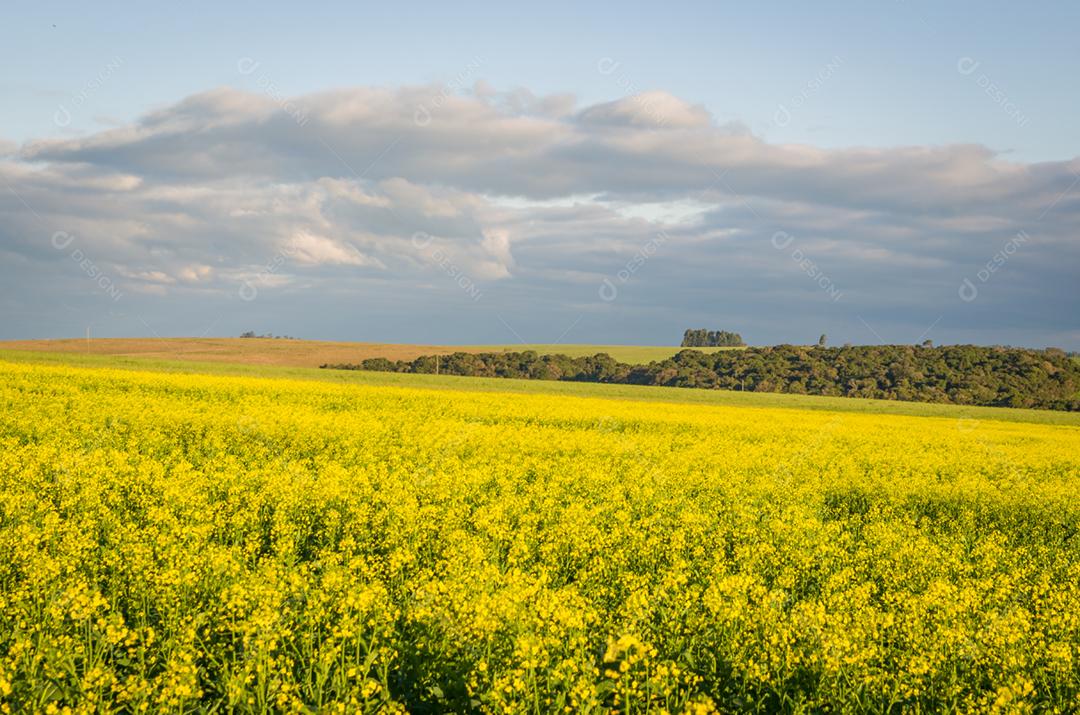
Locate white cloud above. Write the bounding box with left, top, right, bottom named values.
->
left=287, top=231, right=381, bottom=268
left=577, top=91, right=712, bottom=129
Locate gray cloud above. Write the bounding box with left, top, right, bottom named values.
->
left=2, top=85, right=1078, bottom=347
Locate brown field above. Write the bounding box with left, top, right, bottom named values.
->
left=0, top=338, right=722, bottom=368
left=0, top=338, right=475, bottom=368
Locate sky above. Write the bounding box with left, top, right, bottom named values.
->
left=1, top=0, right=1078, bottom=348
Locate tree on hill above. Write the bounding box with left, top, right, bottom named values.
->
left=323, top=344, right=1080, bottom=412
left=681, top=329, right=745, bottom=347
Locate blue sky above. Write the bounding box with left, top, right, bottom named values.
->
left=1, top=1, right=1078, bottom=347
left=5, top=1, right=1075, bottom=159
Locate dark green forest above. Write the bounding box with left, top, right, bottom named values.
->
left=323, top=345, right=1080, bottom=411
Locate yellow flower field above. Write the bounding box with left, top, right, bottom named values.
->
left=1, top=359, right=1079, bottom=713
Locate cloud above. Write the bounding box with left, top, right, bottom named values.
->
left=1, top=84, right=1078, bottom=346
left=23, top=86, right=1077, bottom=216
left=287, top=231, right=383, bottom=268
left=577, top=91, right=712, bottom=129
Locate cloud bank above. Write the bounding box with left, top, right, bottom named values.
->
left=2, top=84, right=1077, bottom=346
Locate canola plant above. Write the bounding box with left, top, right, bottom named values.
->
left=1, top=360, right=1079, bottom=713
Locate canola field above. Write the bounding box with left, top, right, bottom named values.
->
left=1, top=359, right=1079, bottom=713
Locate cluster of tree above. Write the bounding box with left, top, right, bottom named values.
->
left=239, top=332, right=298, bottom=339
left=681, top=329, right=745, bottom=347
left=323, top=344, right=1080, bottom=411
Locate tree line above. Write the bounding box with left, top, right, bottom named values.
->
left=323, top=344, right=1080, bottom=411
left=681, top=329, right=745, bottom=347
left=239, top=332, right=298, bottom=340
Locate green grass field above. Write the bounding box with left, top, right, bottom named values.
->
left=4, top=349, right=1076, bottom=427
